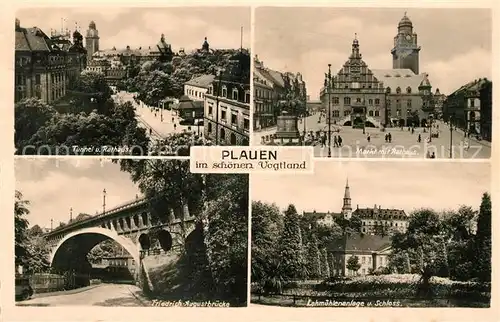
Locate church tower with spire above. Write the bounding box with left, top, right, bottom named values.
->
left=391, top=12, right=421, bottom=74
left=342, top=178, right=352, bottom=219
left=85, top=20, right=99, bottom=63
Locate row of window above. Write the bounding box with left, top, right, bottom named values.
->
left=186, top=88, right=205, bottom=99
left=331, top=97, right=381, bottom=106
left=208, top=85, right=251, bottom=103
left=206, top=123, right=249, bottom=145
left=255, top=88, right=273, bottom=100
left=207, top=105, right=250, bottom=131
left=329, top=108, right=417, bottom=118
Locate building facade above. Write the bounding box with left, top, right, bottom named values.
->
left=253, top=56, right=307, bottom=131
left=328, top=234, right=392, bottom=276
left=184, top=74, right=215, bottom=101
left=320, top=13, right=438, bottom=129
left=443, top=78, right=492, bottom=141
left=204, top=50, right=251, bottom=146
left=304, top=179, right=409, bottom=235
left=15, top=18, right=87, bottom=104
left=85, top=21, right=99, bottom=63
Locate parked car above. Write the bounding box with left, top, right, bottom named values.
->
left=15, top=275, right=33, bottom=301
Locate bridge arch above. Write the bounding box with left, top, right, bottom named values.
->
left=49, top=227, right=141, bottom=269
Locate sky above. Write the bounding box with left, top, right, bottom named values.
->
left=252, top=161, right=491, bottom=214
left=16, top=7, right=251, bottom=51
left=255, top=7, right=492, bottom=100
left=15, top=159, right=142, bottom=229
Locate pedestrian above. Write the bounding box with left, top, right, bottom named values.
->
left=149, top=128, right=152, bottom=136
left=411, top=128, right=415, bottom=134
left=367, top=134, right=371, bottom=143
left=338, top=136, right=342, bottom=147
left=464, top=139, right=470, bottom=151
left=418, top=134, right=421, bottom=143
left=388, top=133, right=392, bottom=143
left=172, top=117, right=174, bottom=123
left=384, top=133, right=388, bottom=142
left=431, top=152, right=436, bottom=159
left=333, top=135, right=338, bottom=148
left=174, top=123, right=177, bottom=130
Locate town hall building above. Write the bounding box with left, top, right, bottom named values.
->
left=320, top=13, right=440, bottom=129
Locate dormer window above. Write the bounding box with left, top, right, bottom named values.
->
left=208, top=85, right=213, bottom=95
left=396, top=87, right=401, bottom=94
left=406, top=86, right=412, bottom=94
left=221, top=86, right=227, bottom=98
left=232, top=88, right=239, bottom=101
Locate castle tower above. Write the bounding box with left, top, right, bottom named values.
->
left=342, top=178, right=352, bottom=219
left=391, top=12, right=420, bottom=74
left=85, top=20, right=99, bottom=62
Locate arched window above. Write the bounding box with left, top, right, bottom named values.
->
left=406, top=86, right=412, bottom=94
left=386, top=87, right=391, bottom=94
left=344, top=97, right=351, bottom=105
left=368, top=99, right=373, bottom=105
left=232, top=88, right=239, bottom=101
left=374, top=110, right=380, bottom=117
left=221, top=86, right=227, bottom=98
left=207, top=122, right=212, bottom=133
left=396, top=87, right=401, bottom=94
left=230, top=133, right=237, bottom=145
left=368, top=110, right=374, bottom=117
left=220, top=128, right=226, bottom=142
left=375, top=98, right=380, bottom=105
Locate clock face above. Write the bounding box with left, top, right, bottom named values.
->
left=405, top=35, right=412, bottom=41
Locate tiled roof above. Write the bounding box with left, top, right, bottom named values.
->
left=328, top=233, right=391, bottom=253
left=448, top=78, right=491, bottom=97
left=372, top=69, right=427, bottom=93
left=185, top=74, right=215, bottom=88
left=303, top=211, right=342, bottom=221
left=353, top=207, right=407, bottom=220
left=15, top=27, right=51, bottom=52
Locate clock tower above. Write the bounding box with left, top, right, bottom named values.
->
left=391, top=12, right=421, bottom=74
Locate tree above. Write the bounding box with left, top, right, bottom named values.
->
left=23, top=235, right=50, bottom=274
left=68, top=70, right=113, bottom=114
left=347, top=255, right=361, bottom=275
left=15, top=98, right=57, bottom=151
left=321, top=248, right=330, bottom=278
left=305, top=234, right=321, bottom=279
left=28, top=224, right=44, bottom=237
left=15, top=190, right=30, bottom=266
left=203, top=174, right=249, bottom=305
left=277, top=204, right=306, bottom=280
left=74, top=213, right=92, bottom=222
left=474, top=193, right=491, bottom=282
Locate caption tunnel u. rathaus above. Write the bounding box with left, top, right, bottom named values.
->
left=45, top=197, right=199, bottom=286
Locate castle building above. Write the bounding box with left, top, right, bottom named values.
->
left=304, top=179, right=409, bottom=235
left=320, top=13, right=440, bottom=129
left=14, top=18, right=87, bottom=103
left=204, top=50, right=251, bottom=146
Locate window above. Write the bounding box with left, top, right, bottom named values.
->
left=208, top=85, right=213, bottom=94
left=333, top=110, right=340, bottom=117
left=470, top=98, right=475, bottom=107
left=344, top=97, right=351, bottom=105
left=375, top=110, right=380, bottom=117
left=231, top=113, right=237, bottom=124
left=220, top=128, right=226, bottom=141
left=35, top=74, right=41, bottom=85
left=245, top=92, right=250, bottom=103
left=406, top=86, right=412, bottom=94
left=368, top=99, right=373, bottom=105
left=221, top=110, right=227, bottom=121
left=232, top=88, right=239, bottom=101
left=406, top=108, right=411, bottom=115
left=386, top=87, right=391, bottom=94
left=208, top=105, right=213, bottom=115
left=344, top=110, right=350, bottom=116
left=368, top=110, right=374, bottom=116
left=407, top=100, right=412, bottom=108
left=362, top=269, right=366, bottom=275
left=244, top=118, right=249, bottom=130
left=362, top=257, right=366, bottom=264
left=207, top=122, right=212, bottom=133
left=396, top=87, right=401, bottom=94
left=396, top=109, right=401, bottom=117
left=356, top=98, right=361, bottom=103
left=221, top=86, right=227, bottom=98
left=333, top=97, right=339, bottom=105
left=375, top=98, right=380, bottom=105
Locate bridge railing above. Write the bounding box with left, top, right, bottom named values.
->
left=44, top=197, right=148, bottom=237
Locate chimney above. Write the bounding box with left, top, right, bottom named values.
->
left=379, top=205, right=381, bottom=210
left=357, top=204, right=359, bottom=209
left=374, top=204, right=377, bottom=209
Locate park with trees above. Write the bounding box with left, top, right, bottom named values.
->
left=251, top=193, right=491, bottom=307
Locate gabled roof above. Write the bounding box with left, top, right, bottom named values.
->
left=372, top=69, right=427, bottom=93
left=184, top=74, right=215, bottom=88
left=328, top=233, right=391, bottom=253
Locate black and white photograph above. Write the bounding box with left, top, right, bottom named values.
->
left=251, top=161, right=491, bottom=307
left=14, top=7, right=250, bottom=156
left=253, top=8, right=492, bottom=159
left=14, top=158, right=248, bottom=306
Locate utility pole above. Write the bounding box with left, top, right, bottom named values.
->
left=449, top=114, right=453, bottom=159
left=70, top=207, right=73, bottom=222
left=50, top=218, right=53, bottom=231
left=328, top=64, right=332, bottom=158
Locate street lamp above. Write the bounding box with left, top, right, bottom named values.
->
left=449, top=114, right=454, bottom=159
left=327, top=64, right=332, bottom=158
left=103, top=189, right=107, bottom=214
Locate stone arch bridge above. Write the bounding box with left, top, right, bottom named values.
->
left=43, top=197, right=197, bottom=276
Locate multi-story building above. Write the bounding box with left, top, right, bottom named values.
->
left=328, top=234, right=392, bottom=276
left=14, top=18, right=87, bottom=104
left=443, top=78, right=492, bottom=141
left=184, top=74, right=215, bottom=101
left=303, top=179, right=409, bottom=235
left=320, top=13, right=438, bottom=129
left=253, top=56, right=307, bottom=130
left=204, top=50, right=251, bottom=146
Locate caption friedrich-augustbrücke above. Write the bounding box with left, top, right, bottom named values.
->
left=212, top=149, right=306, bottom=170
